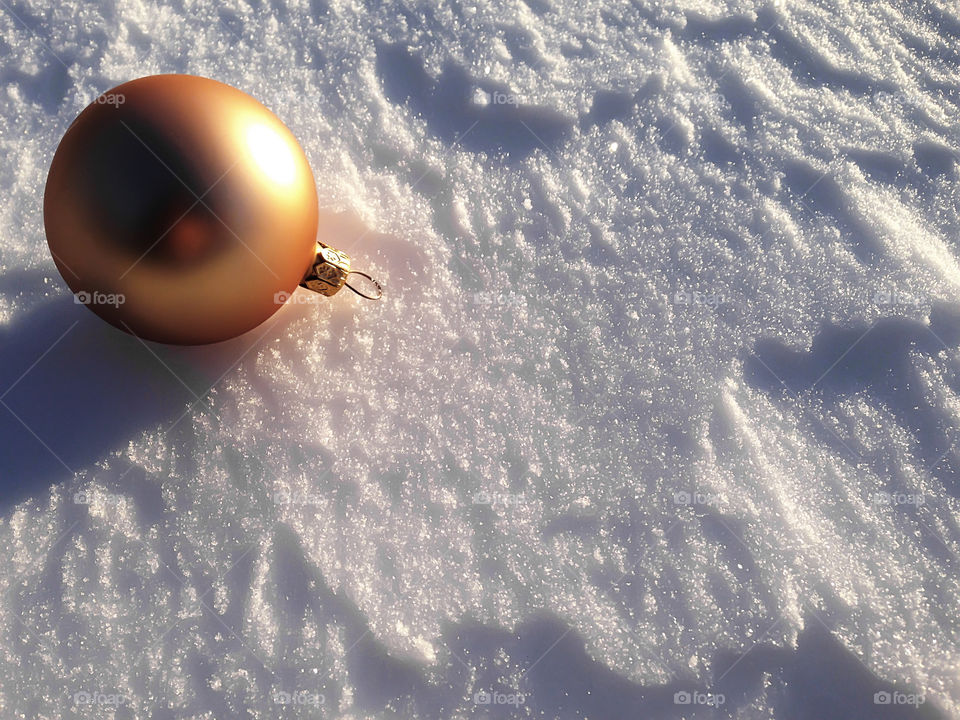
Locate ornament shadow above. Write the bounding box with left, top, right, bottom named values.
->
left=0, top=294, right=300, bottom=513
left=0, top=296, right=189, bottom=510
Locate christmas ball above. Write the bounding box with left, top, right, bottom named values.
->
left=44, top=74, right=319, bottom=345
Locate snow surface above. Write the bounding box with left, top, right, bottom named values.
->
left=2, top=0, right=960, bottom=717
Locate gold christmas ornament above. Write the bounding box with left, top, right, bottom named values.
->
left=44, top=74, right=381, bottom=346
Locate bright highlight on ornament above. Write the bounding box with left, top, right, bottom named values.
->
left=246, top=122, right=297, bottom=185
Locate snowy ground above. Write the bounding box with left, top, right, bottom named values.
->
left=1, top=0, right=960, bottom=717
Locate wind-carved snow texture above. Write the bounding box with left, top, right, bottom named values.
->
left=1, top=0, right=959, bottom=717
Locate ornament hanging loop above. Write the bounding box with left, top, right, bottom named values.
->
left=345, top=271, right=383, bottom=300
left=300, top=242, right=382, bottom=300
